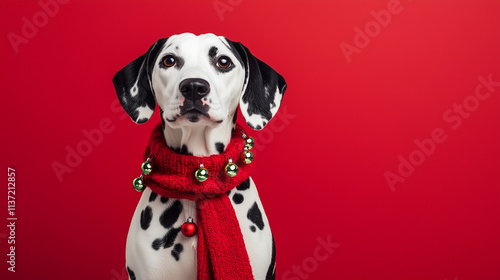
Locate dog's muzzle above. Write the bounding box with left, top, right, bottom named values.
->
left=179, top=78, right=211, bottom=121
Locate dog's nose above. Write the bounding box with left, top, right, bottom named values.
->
left=179, top=78, right=210, bottom=100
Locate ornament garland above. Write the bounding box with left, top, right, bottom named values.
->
left=131, top=132, right=255, bottom=237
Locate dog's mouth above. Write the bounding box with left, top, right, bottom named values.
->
left=179, top=100, right=210, bottom=123
left=182, top=109, right=207, bottom=123
left=165, top=98, right=225, bottom=124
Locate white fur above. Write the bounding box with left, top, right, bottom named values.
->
left=135, top=105, right=154, bottom=121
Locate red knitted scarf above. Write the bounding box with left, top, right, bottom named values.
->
left=143, top=122, right=255, bottom=280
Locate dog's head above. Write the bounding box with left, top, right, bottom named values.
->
left=113, top=33, right=287, bottom=130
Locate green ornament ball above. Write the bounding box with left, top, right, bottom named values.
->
left=141, top=161, right=153, bottom=175
left=225, top=162, right=239, bottom=177
left=242, top=150, right=254, bottom=164
left=195, top=167, right=209, bottom=182
left=245, top=136, right=255, bottom=150
left=133, top=177, right=145, bottom=192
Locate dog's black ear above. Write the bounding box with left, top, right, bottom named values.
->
left=112, top=38, right=168, bottom=124
left=228, top=40, right=287, bottom=130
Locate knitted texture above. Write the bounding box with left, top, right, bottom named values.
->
left=143, top=122, right=255, bottom=280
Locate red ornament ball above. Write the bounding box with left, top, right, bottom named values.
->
left=181, top=221, right=197, bottom=237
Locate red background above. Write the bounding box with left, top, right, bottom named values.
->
left=1, top=0, right=500, bottom=279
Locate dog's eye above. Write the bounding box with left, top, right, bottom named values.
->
left=217, top=56, right=232, bottom=69
left=163, top=55, right=176, bottom=67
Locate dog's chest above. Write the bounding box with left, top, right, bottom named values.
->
left=126, top=177, right=273, bottom=280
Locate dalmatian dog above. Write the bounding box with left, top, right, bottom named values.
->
left=113, top=33, right=287, bottom=280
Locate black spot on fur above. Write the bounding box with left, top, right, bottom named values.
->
left=160, top=108, right=165, bottom=130
left=265, top=236, right=276, bottom=280
left=127, top=266, right=136, bottom=280
left=215, top=142, right=225, bottom=154
left=171, top=145, right=193, bottom=156
left=149, top=192, right=158, bottom=202
left=232, top=111, right=238, bottom=124
left=181, top=144, right=192, bottom=155
left=231, top=127, right=235, bottom=135
left=163, top=228, right=181, bottom=249
left=247, top=122, right=255, bottom=129
left=152, top=238, right=162, bottom=250
left=250, top=225, right=256, bottom=232
left=171, top=243, right=184, bottom=261
left=236, top=179, right=250, bottom=191
left=152, top=227, right=181, bottom=250
left=161, top=196, right=169, bottom=204
left=140, top=206, right=153, bottom=230
left=255, top=125, right=262, bottom=130
left=209, top=46, right=218, bottom=58
left=232, top=193, right=244, bottom=204
left=227, top=190, right=231, bottom=196
left=160, top=200, right=183, bottom=229
left=247, top=202, right=265, bottom=231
